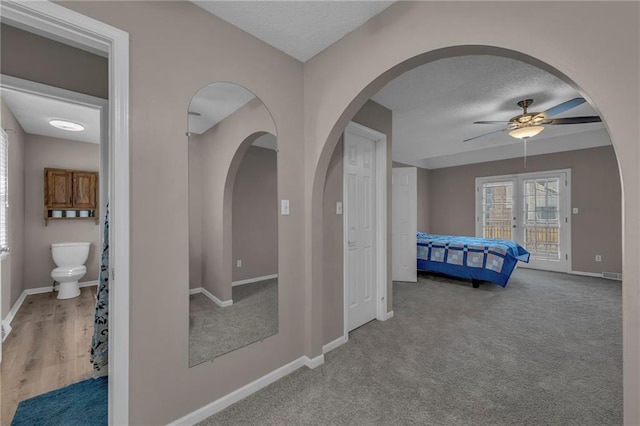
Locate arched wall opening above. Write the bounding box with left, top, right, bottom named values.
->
left=309, top=44, right=632, bottom=420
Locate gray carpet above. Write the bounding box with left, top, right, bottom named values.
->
left=189, top=279, right=278, bottom=367
left=198, top=268, right=622, bottom=425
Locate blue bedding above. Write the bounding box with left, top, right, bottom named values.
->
left=417, top=232, right=530, bottom=288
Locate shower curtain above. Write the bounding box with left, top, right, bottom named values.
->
left=91, top=204, right=109, bottom=375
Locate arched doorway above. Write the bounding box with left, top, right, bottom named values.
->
left=305, top=38, right=637, bottom=422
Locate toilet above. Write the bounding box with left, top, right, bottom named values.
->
left=51, top=242, right=91, bottom=299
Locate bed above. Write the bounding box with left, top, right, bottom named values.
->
left=417, top=232, right=530, bottom=288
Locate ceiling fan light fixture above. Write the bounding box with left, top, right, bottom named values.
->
left=509, top=126, right=544, bottom=140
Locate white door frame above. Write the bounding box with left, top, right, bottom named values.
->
left=0, top=2, right=131, bottom=424
left=475, top=168, right=572, bottom=273
left=342, top=121, right=387, bottom=341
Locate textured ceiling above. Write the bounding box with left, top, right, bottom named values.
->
left=192, top=1, right=395, bottom=62
left=371, top=55, right=608, bottom=169
left=1, top=88, right=100, bottom=144
left=191, top=3, right=607, bottom=169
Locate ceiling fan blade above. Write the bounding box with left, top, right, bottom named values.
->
left=546, top=116, right=602, bottom=125
left=542, top=97, right=586, bottom=117
left=463, top=128, right=507, bottom=142
left=473, top=121, right=510, bottom=125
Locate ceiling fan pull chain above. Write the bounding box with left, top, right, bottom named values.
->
left=523, top=138, right=528, bottom=169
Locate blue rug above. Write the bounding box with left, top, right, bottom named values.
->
left=11, top=376, right=107, bottom=426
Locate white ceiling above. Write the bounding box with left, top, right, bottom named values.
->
left=191, top=4, right=608, bottom=170
left=1, top=88, right=100, bottom=144
left=192, top=1, right=395, bottom=62
left=371, top=55, right=608, bottom=169
left=188, top=83, right=256, bottom=135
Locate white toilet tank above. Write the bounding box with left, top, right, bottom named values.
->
left=51, top=242, right=91, bottom=267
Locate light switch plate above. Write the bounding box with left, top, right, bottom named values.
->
left=336, top=201, right=343, bottom=215
left=281, top=199, right=290, bottom=216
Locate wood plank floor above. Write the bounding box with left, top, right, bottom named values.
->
left=1, top=287, right=96, bottom=426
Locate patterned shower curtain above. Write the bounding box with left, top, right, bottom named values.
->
left=91, top=204, right=109, bottom=375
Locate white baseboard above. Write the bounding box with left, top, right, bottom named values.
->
left=569, top=270, right=604, bottom=278
left=383, top=310, right=394, bottom=321
left=232, top=274, right=278, bottom=287
left=3, top=291, right=27, bottom=332
left=189, top=287, right=233, bottom=308
left=26, top=280, right=99, bottom=295
left=304, top=354, right=325, bottom=369
left=322, top=335, right=348, bottom=354
left=2, top=280, right=99, bottom=341
left=569, top=270, right=622, bottom=281
left=168, top=356, right=309, bottom=425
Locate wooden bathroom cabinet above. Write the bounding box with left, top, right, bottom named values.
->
left=44, top=168, right=98, bottom=224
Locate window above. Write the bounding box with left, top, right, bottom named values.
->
left=0, top=129, right=8, bottom=255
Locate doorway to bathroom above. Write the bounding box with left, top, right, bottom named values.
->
left=0, top=74, right=107, bottom=422
left=0, top=2, right=130, bottom=424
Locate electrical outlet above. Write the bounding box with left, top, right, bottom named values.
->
left=336, top=201, right=343, bottom=215
left=281, top=199, right=290, bottom=216
left=595, top=255, right=602, bottom=262
left=572, top=208, right=579, bottom=214
left=236, top=260, right=242, bottom=268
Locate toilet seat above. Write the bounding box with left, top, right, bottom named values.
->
left=51, top=265, right=87, bottom=279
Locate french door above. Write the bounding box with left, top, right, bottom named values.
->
left=476, top=170, right=570, bottom=272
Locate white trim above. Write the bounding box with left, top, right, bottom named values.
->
left=1, top=321, right=12, bottom=343
left=0, top=2, right=132, bottom=424
left=232, top=274, right=278, bottom=287
left=322, top=335, right=348, bottom=354
left=475, top=168, right=572, bottom=273
left=168, top=356, right=309, bottom=426
left=569, top=270, right=605, bottom=278
left=2, top=291, right=26, bottom=331
left=382, top=310, right=394, bottom=321
left=190, top=287, right=233, bottom=308
left=304, top=354, right=325, bottom=369
left=28, top=280, right=98, bottom=295
left=342, top=121, right=388, bottom=341
left=0, top=74, right=107, bottom=107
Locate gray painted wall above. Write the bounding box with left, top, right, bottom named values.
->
left=322, top=100, right=392, bottom=345
left=428, top=145, right=621, bottom=274
left=16, top=1, right=638, bottom=423
left=1, top=99, right=25, bottom=318
left=232, top=146, right=278, bottom=282
left=0, top=24, right=108, bottom=99
left=23, top=134, right=101, bottom=288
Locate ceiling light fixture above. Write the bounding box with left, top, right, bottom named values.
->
left=49, top=119, right=85, bottom=132
left=508, top=126, right=544, bottom=140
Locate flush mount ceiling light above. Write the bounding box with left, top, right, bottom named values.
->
left=49, top=119, right=85, bottom=132
left=508, top=126, right=544, bottom=140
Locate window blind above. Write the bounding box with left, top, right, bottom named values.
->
left=0, top=129, right=8, bottom=251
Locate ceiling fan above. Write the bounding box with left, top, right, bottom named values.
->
left=464, top=97, right=602, bottom=143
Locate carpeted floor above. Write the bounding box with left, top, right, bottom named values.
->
left=189, top=279, right=278, bottom=366
left=199, top=268, right=622, bottom=425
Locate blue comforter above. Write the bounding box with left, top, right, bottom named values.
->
left=417, top=232, right=530, bottom=288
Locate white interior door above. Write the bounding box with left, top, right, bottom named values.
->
left=476, top=170, right=570, bottom=273
left=392, top=167, right=417, bottom=282
left=344, top=128, right=377, bottom=331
